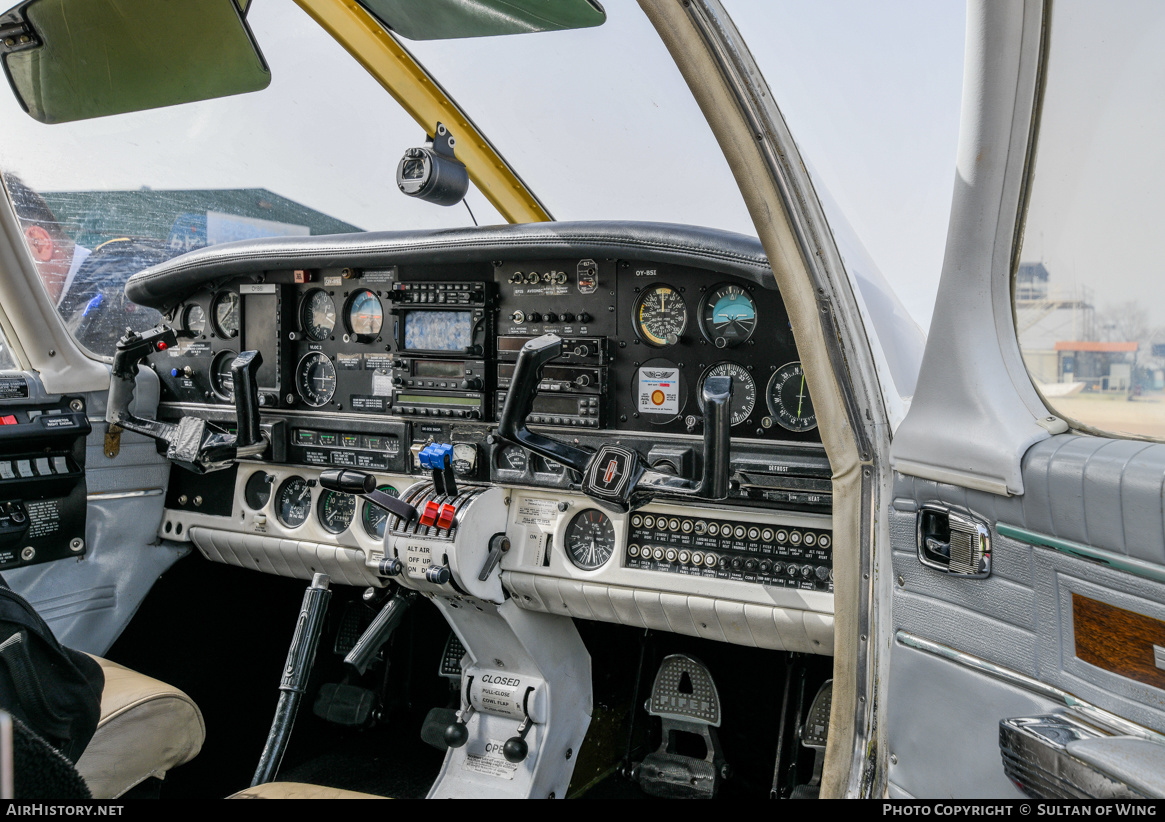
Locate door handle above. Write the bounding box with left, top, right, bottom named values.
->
left=916, top=504, right=991, bottom=578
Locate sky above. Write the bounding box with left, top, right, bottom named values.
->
left=0, top=1, right=968, bottom=332
left=1018, top=1, right=1165, bottom=332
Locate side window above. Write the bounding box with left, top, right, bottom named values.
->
left=0, top=324, right=18, bottom=371
left=1016, top=4, right=1165, bottom=440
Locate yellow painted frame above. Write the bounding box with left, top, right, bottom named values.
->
left=293, top=0, right=552, bottom=224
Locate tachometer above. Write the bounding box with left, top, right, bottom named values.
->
left=211, top=292, right=240, bottom=338
left=345, top=290, right=384, bottom=339
left=300, top=289, right=336, bottom=341
left=564, top=508, right=616, bottom=570
left=209, top=349, right=238, bottom=401
left=698, top=362, right=756, bottom=427
left=317, top=490, right=356, bottom=534
left=700, top=283, right=756, bottom=348
left=275, top=476, right=311, bottom=528
left=633, top=284, right=687, bottom=347
left=766, top=361, right=817, bottom=432
left=361, top=485, right=401, bottom=540
left=295, top=352, right=337, bottom=407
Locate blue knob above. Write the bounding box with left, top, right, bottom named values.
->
left=419, top=443, right=453, bottom=470
left=170, top=368, right=179, bottom=377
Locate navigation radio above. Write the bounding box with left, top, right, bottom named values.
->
left=389, top=281, right=493, bottom=358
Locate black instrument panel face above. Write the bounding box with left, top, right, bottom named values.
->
left=153, top=254, right=824, bottom=509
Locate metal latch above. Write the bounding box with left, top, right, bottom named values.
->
left=916, top=504, right=991, bottom=578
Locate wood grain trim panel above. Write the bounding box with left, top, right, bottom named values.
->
left=1073, top=594, right=1165, bottom=691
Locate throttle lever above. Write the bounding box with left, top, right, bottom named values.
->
left=319, top=468, right=418, bottom=525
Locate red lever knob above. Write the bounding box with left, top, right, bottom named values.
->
left=419, top=500, right=441, bottom=527
left=436, top=503, right=456, bottom=530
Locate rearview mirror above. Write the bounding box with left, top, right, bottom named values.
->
left=0, top=0, right=270, bottom=124
left=360, top=0, right=606, bottom=41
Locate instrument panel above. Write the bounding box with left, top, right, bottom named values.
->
left=157, top=259, right=818, bottom=442
left=140, top=225, right=837, bottom=650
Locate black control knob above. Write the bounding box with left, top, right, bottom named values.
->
left=445, top=721, right=469, bottom=748
left=426, top=565, right=451, bottom=585
left=730, top=557, right=743, bottom=571
left=543, top=312, right=558, bottom=323
left=503, top=736, right=528, bottom=764
left=577, top=312, right=592, bottom=324
left=560, top=312, right=575, bottom=323
left=461, top=377, right=482, bottom=390
left=378, top=557, right=403, bottom=576
left=393, top=376, right=404, bottom=387
left=745, top=559, right=758, bottom=572
left=759, top=560, right=772, bottom=574
left=800, top=564, right=814, bottom=579
left=719, top=557, right=730, bottom=569
left=815, top=565, right=830, bottom=581
left=526, top=312, right=542, bottom=323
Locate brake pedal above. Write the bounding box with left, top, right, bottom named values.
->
left=630, top=654, right=729, bottom=799
left=791, top=679, right=832, bottom=799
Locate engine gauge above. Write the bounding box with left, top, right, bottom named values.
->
left=565, top=508, right=616, bottom=570
left=633, top=284, right=687, bottom=347
left=361, top=485, right=401, bottom=540
left=211, top=291, right=240, bottom=338
left=244, top=471, right=273, bottom=510
left=345, top=290, right=384, bottom=339
left=496, top=446, right=528, bottom=473
left=182, top=304, right=206, bottom=337
left=209, top=349, right=238, bottom=401
left=317, top=490, right=356, bottom=534
left=698, top=362, right=756, bottom=426
left=295, top=352, right=337, bottom=407
left=766, top=361, right=817, bottom=432
left=700, top=284, right=757, bottom=348
left=300, top=290, right=336, bottom=341
left=275, top=476, right=311, bottom=528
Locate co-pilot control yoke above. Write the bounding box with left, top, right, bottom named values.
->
left=107, top=325, right=267, bottom=473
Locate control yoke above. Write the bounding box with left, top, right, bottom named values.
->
left=106, top=325, right=268, bottom=474
left=496, top=334, right=732, bottom=511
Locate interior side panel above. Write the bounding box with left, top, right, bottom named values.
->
left=890, top=436, right=1165, bottom=745
left=5, top=371, right=186, bottom=655
left=887, top=644, right=1057, bottom=799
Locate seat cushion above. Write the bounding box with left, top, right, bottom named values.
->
left=74, top=655, right=205, bottom=798
left=230, top=782, right=387, bottom=799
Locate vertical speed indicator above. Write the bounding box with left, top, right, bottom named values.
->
left=766, top=361, right=817, bottom=432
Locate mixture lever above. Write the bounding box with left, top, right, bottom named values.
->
left=496, top=333, right=732, bottom=511
left=106, top=324, right=267, bottom=473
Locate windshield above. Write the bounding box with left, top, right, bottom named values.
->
left=0, top=3, right=761, bottom=359
left=0, top=3, right=513, bottom=357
